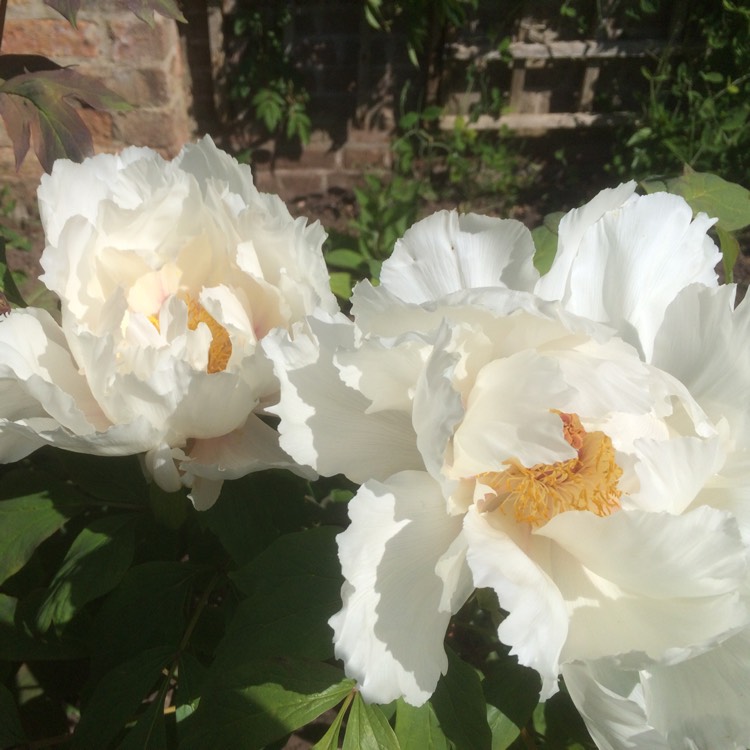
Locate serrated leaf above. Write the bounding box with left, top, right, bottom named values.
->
left=36, top=514, right=138, bottom=631
left=0, top=65, right=130, bottom=172
left=431, top=648, right=492, bottom=750
left=531, top=212, right=564, bottom=275
left=121, top=0, right=186, bottom=25
left=343, top=693, right=399, bottom=750
left=43, top=0, right=81, bottom=26
left=220, top=527, right=342, bottom=663
left=395, top=698, right=450, bottom=750
left=664, top=171, right=750, bottom=232
left=72, top=646, right=173, bottom=750
left=0, top=484, right=84, bottom=587
left=182, top=658, right=355, bottom=750
left=0, top=682, right=27, bottom=748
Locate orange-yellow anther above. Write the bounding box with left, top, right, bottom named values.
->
left=149, top=293, right=232, bottom=374
left=477, top=412, right=622, bottom=528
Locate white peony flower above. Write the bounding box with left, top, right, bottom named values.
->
left=264, top=185, right=750, bottom=711
left=560, top=279, right=750, bottom=750
left=0, top=136, right=337, bottom=509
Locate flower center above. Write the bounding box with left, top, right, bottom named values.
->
left=150, top=293, right=232, bottom=374
left=477, top=412, right=622, bottom=528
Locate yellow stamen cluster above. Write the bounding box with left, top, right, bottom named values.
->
left=149, top=293, right=232, bottom=374
left=477, top=412, right=622, bottom=528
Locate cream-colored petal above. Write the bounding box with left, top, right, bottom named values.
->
left=463, top=506, right=568, bottom=698
left=264, top=313, right=423, bottom=482
left=329, top=471, right=469, bottom=705
left=380, top=210, right=538, bottom=303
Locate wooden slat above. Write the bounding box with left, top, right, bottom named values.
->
left=439, top=111, right=633, bottom=132
left=450, top=39, right=667, bottom=62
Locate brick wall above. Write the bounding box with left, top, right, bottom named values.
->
left=0, top=0, right=193, bottom=207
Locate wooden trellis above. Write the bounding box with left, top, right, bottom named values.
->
left=441, top=37, right=670, bottom=134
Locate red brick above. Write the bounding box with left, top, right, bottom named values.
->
left=341, top=144, right=391, bottom=170
left=107, top=68, right=172, bottom=108
left=113, top=108, right=191, bottom=155
left=79, top=109, right=114, bottom=150
left=2, top=18, right=101, bottom=58
left=109, top=15, right=178, bottom=65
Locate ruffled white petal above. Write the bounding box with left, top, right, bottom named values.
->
left=264, top=312, right=423, bottom=482
left=329, top=471, right=471, bottom=705
left=538, top=189, right=720, bottom=359
left=535, top=181, right=637, bottom=302
left=539, top=506, right=749, bottom=667
left=562, top=661, right=669, bottom=750
left=652, top=283, right=750, bottom=446
left=565, top=630, right=750, bottom=750
left=379, top=210, right=538, bottom=303
left=642, top=628, right=750, bottom=749
left=463, top=506, right=568, bottom=698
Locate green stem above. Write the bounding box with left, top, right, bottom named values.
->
left=128, top=571, right=222, bottom=743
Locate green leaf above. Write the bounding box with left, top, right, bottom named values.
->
left=326, top=248, right=367, bottom=271
left=542, top=688, right=593, bottom=747
left=120, top=0, right=186, bottom=25
left=0, top=65, right=130, bottom=172
left=118, top=696, right=168, bottom=750
left=343, top=693, right=399, bottom=750
left=0, top=682, right=27, bottom=748
left=482, top=655, right=540, bottom=732
left=57, top=453, right=149, bottom=506
left=43, top=0, right=81, bottom=25
left=204, top=470, right=315, bottom=567
left=182, top=658, right=355, bottom=750
left=663, top=171, right=750, bottom=232
left=72, top=646, right=173, bottom=750
left=330, top=271, right=354, bottom=299
left=0, top=237, right=27, bottom=308
left=35, top=514, right=138, bottom=631
left=487, top=704, right=520, bottom=749
left=221, top=527, right=342, bottom=663
left=0, top=593, right=86, bottom=660
left=431, top=648, right=492, bottom=750
left=395, top=698, right=451, bottom=750
left=531, top=212, right=564, bottom=275
left=717, top=225, right=740, bottom=283
left=90, top=561, right=198, bottom=678
left=0, top=483, right=84, bottom=587
left=312, top=693, right=353, bottom=750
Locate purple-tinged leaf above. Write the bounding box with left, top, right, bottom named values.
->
left=43, top=0, right=82, bottom=27
left=0, top=65, right=130, bottom=172
left=44, top=0, right=185, bottom=27
left=120, top=0, right=186, bottom=25
left=0, top=93, right=32, bottom=169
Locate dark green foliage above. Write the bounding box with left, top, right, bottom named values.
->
left=610, top=0, right=750, bottom=183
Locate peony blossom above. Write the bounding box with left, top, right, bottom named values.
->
left=0, top=136, right=336, bottom=509
left=264, top=183, right=750, bottom=715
